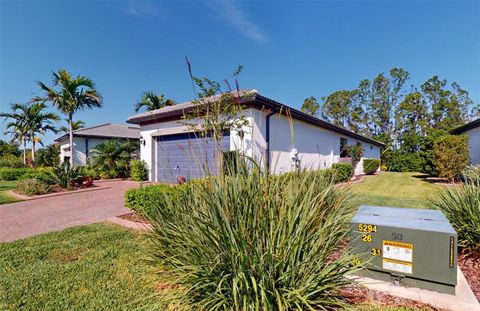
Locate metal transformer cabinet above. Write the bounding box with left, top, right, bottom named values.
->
left=350, top=206, right=457, bottom=294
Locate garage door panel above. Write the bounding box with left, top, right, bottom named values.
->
left=155, top=133, right=230, bottom=183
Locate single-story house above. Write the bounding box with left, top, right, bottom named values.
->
left=452, top=118, right=480, bottom=165
left=54, top=123, right=140, bottom=165
left=127, top=90, right=384, bottom=183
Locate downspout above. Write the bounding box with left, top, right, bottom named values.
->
left=265, top=110, right=276, bottom=174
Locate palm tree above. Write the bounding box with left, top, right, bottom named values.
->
left=0, top=103, right=30, bottom=165
left=134, top=91, right=174, bottom=112
left=27, top=102, right=59, bottom=163
left=59, top=119, right=85, bottom=134
left=90, top=140, right=123, bottom=171
left=35, top=69, right=102, bottom=166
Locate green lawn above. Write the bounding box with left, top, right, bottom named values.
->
left=349, top=172, right=442, bottom=209
left=0, top=223, right=156, bottom=311
left=0, top=180, right=20, bottom=204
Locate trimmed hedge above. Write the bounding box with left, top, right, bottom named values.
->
left=125, top=184, right=186, bottom=217
left=331, top=163, right=353, bottom=183
left=0, top=167, right=32, bottom=181
left=363, top=159, right=380, bottom=175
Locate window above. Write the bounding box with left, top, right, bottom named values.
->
left=340, top=138, right=348, bottom=158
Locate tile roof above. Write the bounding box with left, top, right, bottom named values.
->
left=54, top=123, right=139, bottom=142
left=127, top=90, right=256, bottom=124
left=127, top=90, right=384, bottom=147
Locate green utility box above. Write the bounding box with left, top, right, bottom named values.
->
left=350, top=206, right=457, bottom=294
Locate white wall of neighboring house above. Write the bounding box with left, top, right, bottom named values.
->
left=58, top=137, right=122, bottom=165
left=138, top=107, right=382, bottom=181
left=464, top=127, right=480, bottom=165
left=252, top=111, right=380, bottom=175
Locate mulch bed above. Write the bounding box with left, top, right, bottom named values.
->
left=341, top=285, right=442, bottom=310
left=118, top=212, right=150, bottom=224
left=458, top=253, right=480, bottom=301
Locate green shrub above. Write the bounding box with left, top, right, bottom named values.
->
left=125, top=184, right=185, bottom=217
left=78, top=166, right=100, bottom=180
left=146, top=168, right=358, bottom=310
left=431, top=177, right=480, bottom=256
left=0, top=167, right=32, bottom=180
left=388, top=151, right=422, bottom=172
left=433, top=134, right=469, bottom=182
left=16, top=178, right=52, bottom=196
left=332, top=162, right=353, bottom=182
left=19, top=167, right=54, bottom=184
left=0, top=154, right=24, bottom=168
left=363, top=159, right=380, bottom=175
left=130, top=160, right=148, bottom=181
left=50, top=162, right=82, bottom=189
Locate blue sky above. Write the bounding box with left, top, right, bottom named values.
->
left=1, top=0, right=479, bottom=145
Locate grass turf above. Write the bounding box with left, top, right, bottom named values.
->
left=349, top=172, right=442, bottom=209
left=0, top=223, right=156, bottom=311
left=0, top=180, right=20, bottom=205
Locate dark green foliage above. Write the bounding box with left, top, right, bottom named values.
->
left=363, top=159, right=380, bottom=175
left=332, top=162, right=354, bottom=182
left=90, top=140, right=139, bottom=178
left=50, top=162, right=82, bottom=189
left=0, top=154, right=24, bottom=168
left=433, top=135, right=469, bottom=182
left=388, top=151, right=422, bottom=172
left=0, top=140, right=20, bottom=156
left=35, top=145, right=60, bottom=167
left=431, top=177, right=480, bottom=256
left=130, top=159, right=148, bottom=181
left=15, top=178, right=52, bottom=196
left=145, top=167, right=358, bottom=309
left=19, top=167, right=54, bottom=184
left=125, top=184, right=185, bottom=218
left=317, top=68, right=478, bottom=175
left=0, top=167, right=32, bottom=180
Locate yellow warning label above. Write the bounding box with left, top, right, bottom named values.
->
left=382, top=240, right=413, bottom=263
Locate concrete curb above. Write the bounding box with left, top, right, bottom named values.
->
left=7, top=185, right=111, bottom=201
left=349, top=266, right=480, bottom=311
left=107, top=216, right=153, bottom=231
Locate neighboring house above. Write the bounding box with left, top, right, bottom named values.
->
left=452, top=118, right=480, bottom=165
left=127, top=90, right=384, bottom=182
left=54, top=123, right=140, bottom=165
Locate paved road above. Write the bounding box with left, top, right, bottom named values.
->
left=0, top=180, right=139, bottom=243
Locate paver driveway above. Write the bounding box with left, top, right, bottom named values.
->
left=0, top=180, right=139, bottom=243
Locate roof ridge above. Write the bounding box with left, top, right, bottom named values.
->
left=73, top=122, right=112, bottom=133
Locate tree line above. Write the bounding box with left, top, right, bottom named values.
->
left=301, top=68, right=479, bottom=174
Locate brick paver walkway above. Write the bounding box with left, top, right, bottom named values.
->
left=0, top=180, right=139, bottom=243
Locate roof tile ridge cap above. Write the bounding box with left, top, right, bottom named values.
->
left=75, top=122, right=112, bottom=133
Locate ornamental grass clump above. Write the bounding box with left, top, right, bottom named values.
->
left=146, top=166, right=359, bottom=310
left=431, top=176, right=480, bottom=258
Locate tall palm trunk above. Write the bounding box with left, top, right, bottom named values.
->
left=31, top=132, right=36, bottom=165
left=69, top=115, right=74, bottom=166
left=22, top=139, right=27, bottom=166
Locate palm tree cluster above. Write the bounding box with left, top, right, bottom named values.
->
left=0, top=102, right=59, bottom=165
left=2, top=68, right=173, bottom=168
